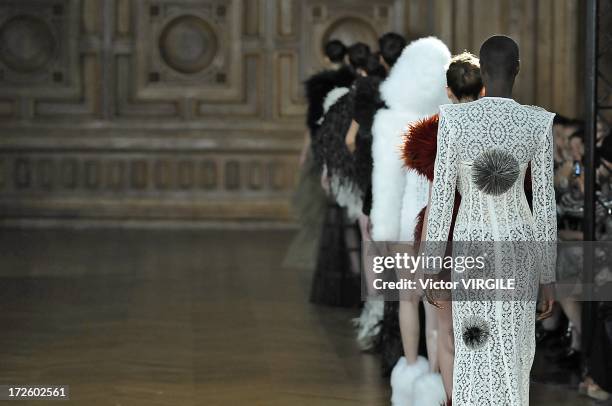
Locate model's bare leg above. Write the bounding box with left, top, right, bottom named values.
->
left=353, top=214, right=384, bottom=351
left=396, top=294, right=446, bottom=406
left=424, top=301, right=439, bottom=372
left=417, top=185, right=441, bottom=371
left=344, top=219, right=361, bottom=276
left=358, top=214, right=370, bottom=244
left=358, top=214, right=377, bottom=294
left=560, top=298, right=582, bottom=350
left=437, top=301, right=454, bottom=398
left=541, top=301, right=560, bottom=330
left=399, top=296, right=421, bottom=364
left=391, top=300, right=430, bottom=406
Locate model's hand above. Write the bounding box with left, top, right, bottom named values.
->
left=346, top=136, right=356, bottom=153
left=423, top=272, right=450, bottom=309
left=425, top=288, right=443, bottom=309
left=320, top=172, right=331, bottom=195
left=537, top=284, right=555, bottom=320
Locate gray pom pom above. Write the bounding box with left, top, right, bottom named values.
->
left=462, top=315, right=490, bottom=350
left=472, top=149, right=519, bottom=195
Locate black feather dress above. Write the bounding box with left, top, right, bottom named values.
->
left=314, top=91, right=356, bottom=185
left=283, top=66, right=354, bottom=272
left=305, top=66, right=356, bottom=144
left=306, top=66, right=361, bottom=308
left=353, top=76, right=385, bottom=215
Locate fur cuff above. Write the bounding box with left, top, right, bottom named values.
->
left=411, top=372, right=447, bottom=406
left=402, top=114, right=439, bottom=182
left=390, top=356, right=429, bottom=406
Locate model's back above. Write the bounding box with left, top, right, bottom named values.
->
left=434, top=96, right=556, bottom=241
left=442, top=97, right=553, bottom=165
left=423, top=35, right=558, bottom=406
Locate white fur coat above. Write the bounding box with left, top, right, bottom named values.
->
left=371, top=37, right=451, bottom=242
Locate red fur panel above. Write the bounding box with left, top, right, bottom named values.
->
left=401, top=114, right=440, bottom=182
left=413, top=207, right=427, bottom=245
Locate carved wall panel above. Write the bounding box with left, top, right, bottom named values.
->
left=0, top=0, right=91, bottom=119
left=404, top=0, right=585, bottom=118
left=0, top=0, right=403, bottom=224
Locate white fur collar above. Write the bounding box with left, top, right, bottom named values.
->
left=380, top=37, right=451, bottom=115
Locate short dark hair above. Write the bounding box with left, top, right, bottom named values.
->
left=598, top=133, right=612, bottom=163
left=378, top=32, right=406, bottom=67
left=446, top=52, right=482, bottom=101
left=364, top=53, right=387, bottom=79
left=479, top=35, right=519, bottom=81
left=553, top=114, right=583, bottom=129
left=348, top=42, right=371, bottom=70
left=569, top=129, right=584, bottom=142
left=324, top=40, right=347, bottom=63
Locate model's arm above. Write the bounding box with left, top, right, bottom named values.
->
left=531, top=114, right=558, bottom=285
left=423, top=109, right=459, bottom=272
left=345, top=120, right=360, bottom=153
left=421, top=184, right=433, bottom=242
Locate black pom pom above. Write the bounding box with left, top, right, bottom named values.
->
left=462, top=315, right=490, bottom=350
left=472, top=149, right=520, bottom=196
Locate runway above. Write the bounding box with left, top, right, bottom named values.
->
left=0, top=228, right=593, bottom=405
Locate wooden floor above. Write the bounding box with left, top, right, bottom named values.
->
left=0, top=228, right=596, bottom=405
left=0, top=228, right=388, bottom=405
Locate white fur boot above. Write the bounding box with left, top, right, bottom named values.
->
left=352, top=299, right=384, bottom=351
left=390, top=356, right=429, bottom=406
left=411, top=372, right=447, bottom=406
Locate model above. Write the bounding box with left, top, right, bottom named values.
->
left=308, top=42, right=373, bottom=307
left=284, top=40, right=353, bottom=273
left=423, top=36, right=556, bottom=406
left=402, top=52, right=484, bottom=403
left=370, top=36, right=451, bottom=406
left=346, top=33, right=407, bottom=353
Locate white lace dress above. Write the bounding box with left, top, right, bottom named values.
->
left=424, top=97, right=557, bottom=405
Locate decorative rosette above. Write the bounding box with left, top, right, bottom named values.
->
left=472, top=149, right=520, bottom=196
left=462, top=315, right=491, bottom=350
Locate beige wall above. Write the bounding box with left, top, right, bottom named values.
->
left=404, top=0, right=584, bottom=118
left=0, top=0, right=584, bottom=224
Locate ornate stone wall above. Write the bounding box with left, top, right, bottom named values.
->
left=0, top=0, right=403, bottom=223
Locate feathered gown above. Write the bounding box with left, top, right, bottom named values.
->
left=315, top=89, right=363, bottom=220
left=306, top=69, right=361, bottom=307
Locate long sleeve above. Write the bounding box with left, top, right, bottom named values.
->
left=423, top=108, right=458, bottom=272
left=425, top=108, right=459, bottom=241
left=531, top=114, right=557, bottom=284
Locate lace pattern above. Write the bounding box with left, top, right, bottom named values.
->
left=423, top=97, right=557, bottom=406
left=425, top=98, right=556, bottom=277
